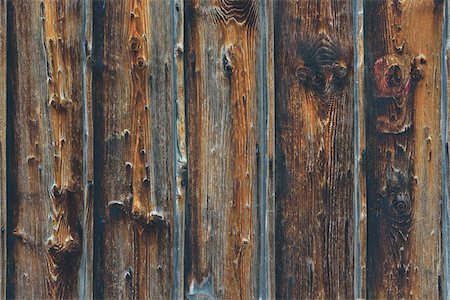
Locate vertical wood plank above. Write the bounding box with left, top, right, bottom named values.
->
left=93, top=0, right=178, bottom=298
left=260, top=0, right=275, bottom=298
left=7, top=0, right=91, bottom=298
left=274, top=0, right=355, bottom=298
left=0, top=0, right=5, bottom=298
left=365, top=0, right=444, bottom=298
left=81, top=0, right=93, bottom=298
left=354, top=0, right=367, bottom=297
left=445, top=0, right=450, bottom=298
left=184, top=0, right=272, bottom=298
left=173, top=0, right=186, bottom=298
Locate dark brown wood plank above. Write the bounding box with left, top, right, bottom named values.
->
left=0, top=0, right=5, bottom=298
left=274, top=0, right=355, bottom=298
left=184, top=0, right=273, bottom=298
left=365, top=0, right=444, bottom=298
left=7, top=0, right=92, bottom=298
left=92, top=0, right=180, bottom=298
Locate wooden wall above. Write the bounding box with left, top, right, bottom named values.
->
left=1, top=0, right=449, bottom=299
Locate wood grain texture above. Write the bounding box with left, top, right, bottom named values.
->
left=7, top=0, right=91, bottom=298
left=354, top=0, right=367, bottom=297
left=274, top=0, right=355, bottom=298
left=365, top=0, right=444, bottom=298
left=174, top=0, right=186, bottom=298
left=81, top=0, right=93, bottom=298
left=260, top=0, right=275, bottom=298
left=184, top=0, right=272, bottom=298
left=92, top=0, right=179, bottom=298
left=0, top=0, right=5, bottom=298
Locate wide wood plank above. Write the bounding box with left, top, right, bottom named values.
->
left=92, top=0, right=180, bottom=298
left=7, top=0, right=91, bottom=298
left=365, top=0, right=444, bottom=298
left=274, top=0, right=355, bottom=298
left=184, top=0, right=273, bottom=298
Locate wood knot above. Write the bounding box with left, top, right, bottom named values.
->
left=373, top=54, right=422, bottom=133
left=129, top=36, right=140, bottom=52
left=136, top=57, right=148, bottom=70
left=47, top=237, right=81, bottom=265
left=222, top=51, right=233, bottom=77
left=332, top=62, right=347, bottom=79
left=296, top=67, right=310, bottom=84
left=297, top=34, right=347, bottom=98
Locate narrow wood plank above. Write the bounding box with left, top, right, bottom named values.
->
left=184, top=0, right=272, bottom=297
left=80, top=0, right=93, bottom=298
left=445, top=1, right=450, bottom=297
left=0, top=0, right=6, bottom=298
left=365, top=0, right=444, bottom=298
left=7, top=0, right=91, bottom=298
left=93, top=0, right=178, bottom=298
left=274, top=0, right=355, bottom=298
left=173, top=0, right=186, bottom=298
left=354, top=0, right=367, bottom=297
left=261, top=0, right=275, bottom=298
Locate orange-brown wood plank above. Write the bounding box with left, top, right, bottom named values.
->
left=365, top=0, right=445, bottom=298
left=274, top=0, right=355, bottom=298
left=184, top=0, right=273, bottom=298
left=92, top=0, right=181, bottom=298
left=7, top=0, right=92, bottom=298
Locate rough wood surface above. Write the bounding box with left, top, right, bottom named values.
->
left=354, top=0, right=367, bottom=297
left=92, top=0, right=179, bottom=298
left=274, top=0, right=355, bottom=298
left=184, top=0, right=272, bottom=298
left=174, top=0, right=186, bottom=298
left=0, top=0, right=6, bottom=298
left=365, top=0, right=444, bottom=298
left=7, top=0, right=91, bottom=298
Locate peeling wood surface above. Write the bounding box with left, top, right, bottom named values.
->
left=365, top=0, right=444, bottom=298
left=184, top=0, right=272, bottom=298
left=7, top=0, right=91, bottom=298
left=274, top=0, right=355, bottom=298
left=92, top=0, right=178, bottom=298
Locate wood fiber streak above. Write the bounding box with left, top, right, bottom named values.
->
left=93, top=0, right=176, bottom=298
left=174, top=0, right=186, bottom=299
left=365, top=0, right=444, bottom=298
left=355, top=0, right=367, bottom=297
left=274, top=0, right=355, bottom=298
left=0, top=0, right=6, bottom=298
left=185, top=0, right=269, bottom=298
left=7, top=0, right=90, bottom=298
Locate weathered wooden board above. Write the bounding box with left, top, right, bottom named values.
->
left=92, top=0, right=181, bottom=298
left=7, top=0, right=92, bottom=298
left=0, top=0, right=6, bottom=298
left=274, top=0, right=355, bottom=298
left=355, top=0, right=367, bottom=297
left=2, top=0, right=450, bottom=298
left=184, top=0, right=273, bottom=298
left=365, top=0, right=444, bottom=298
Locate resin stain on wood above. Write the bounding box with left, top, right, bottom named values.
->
left=365, top=0, right=444, bottom=298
